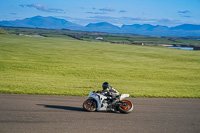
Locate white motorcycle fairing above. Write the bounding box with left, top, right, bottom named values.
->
left=87, top=91, right=130, bottom=111
left=120, top=94, right=130, bottom=101
left=87, top=91, right=108, bottom=111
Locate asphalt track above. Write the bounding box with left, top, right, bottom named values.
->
left=0, top=94, right=199, bottom=133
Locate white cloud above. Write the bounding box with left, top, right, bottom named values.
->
left=20, top=3, right=65, bottom=13
left=99, top=7, right=115, bottom=12
left=177, top=10, right=192, bottom=18
left=178, top=10, right=191, bottom=14
left=86, top=12, right=107, bottom=15
left=119, top=10, right=126, bottom=13
left=87, top=16, right=182, bottom=27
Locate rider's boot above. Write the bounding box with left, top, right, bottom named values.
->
left=110, top=98, right=120, bottom=112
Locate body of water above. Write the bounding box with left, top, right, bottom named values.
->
left=168, top=47, right=194, bottom=50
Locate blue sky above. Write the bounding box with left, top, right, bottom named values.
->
left=0, top=0, right=199, bottom=27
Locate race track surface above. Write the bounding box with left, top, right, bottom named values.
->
left=0, top=94, right=199, bottom=133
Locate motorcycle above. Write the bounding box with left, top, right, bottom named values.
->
left=83, top=90, right=133, bottom=113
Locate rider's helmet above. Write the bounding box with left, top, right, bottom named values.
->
left=102, top=82, right=110, bottom=91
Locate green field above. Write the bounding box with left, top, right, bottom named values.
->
left=1, top=26, right=200, bottom=46
left=0, top=34, right=200, bottom=98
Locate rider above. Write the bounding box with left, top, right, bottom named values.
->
left=101, top=82, right=120, bottom=104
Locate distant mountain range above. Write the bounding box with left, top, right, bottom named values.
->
left=0, top=16, right=84, bottom=31
left=0, top=16, right=200, bottom=37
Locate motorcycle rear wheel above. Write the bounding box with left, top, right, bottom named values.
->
left=83, top=99, right=97, bottom=112
left=117, top=100, right=133, bottom=113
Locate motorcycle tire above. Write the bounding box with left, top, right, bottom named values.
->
left=83, top=99, right=97, bottom=112
left=117, top=100, right=133, bottom=113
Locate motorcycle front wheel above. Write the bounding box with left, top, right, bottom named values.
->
left=117, top=100, right=133, bottom=113
left=83, top=99, right=97, bottom=112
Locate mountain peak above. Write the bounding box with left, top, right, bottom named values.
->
left=32, top=15, right=43, bottom=18
left=171, top=24, right=200, bottom=30
left=85, top=22, right=120, bottom=33
left=86, top=22, right=118, bottom=27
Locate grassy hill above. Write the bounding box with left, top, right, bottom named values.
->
left=0, top=34, right=200, bottom=98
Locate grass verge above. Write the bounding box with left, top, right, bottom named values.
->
left=0, top=34, right=200, bottom=98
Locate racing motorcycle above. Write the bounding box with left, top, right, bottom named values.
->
left=83, top=90, right=133, bottom=113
